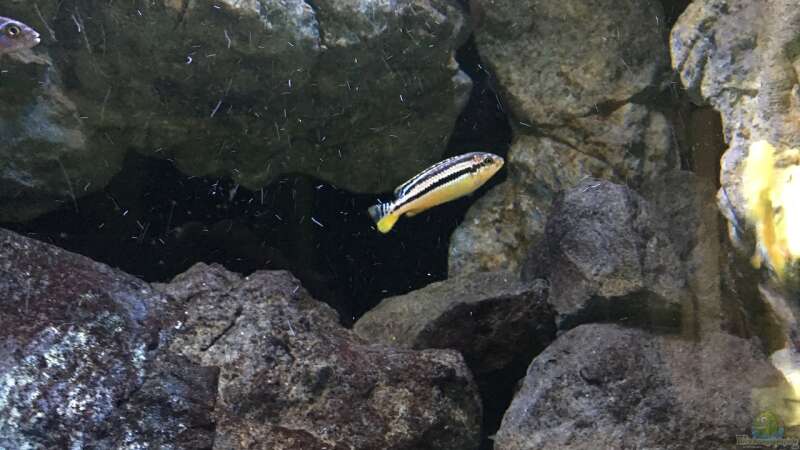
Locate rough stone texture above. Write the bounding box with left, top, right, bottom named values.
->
left=354, top=271, right=555, bottom=381
left=0, top=53, right=119, bottom=223
left=0, top=0, right=470, bottom=222
left=472, top=0, right=667, bottom=125
left=522, top=179, right=687, bottom=330
left=448, top=156, right=548, bottom=277
left=671, top=0, right=797, bottom=254
left=671, top=0, right=800, bottom=358
left=449, top=0, right=676, bottom=277
left=161, top=263, right=483, bottom=450
left=0, top=229, right=482, bottom=449
left=353, top=270, right=556, bottom=447
left=494, top=324, right=795, bottom=450
left=113, top=352, right=219, bottom=449
left=641, top=171, right=723, bottom=333
left=0, top=228, right=216, bottom=449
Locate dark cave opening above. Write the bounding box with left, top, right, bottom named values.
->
left=2, top=36, right=512, bottom=327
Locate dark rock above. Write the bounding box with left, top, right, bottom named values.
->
left=162, top=263, right=483, bottom=450
left=113, top=353, right=219, bottom=449
left=354, top=270, right=556, bottom=448
left=495, top=324, right=794, bottom=450
left=1, top=0, right=470, bottom=221
left=354, top=271, right=555, bottom=380
left=0, top=228, right=216, bottom=449
left=0, top=59, right=120, bottom=223
left=522, top=179, right=687, bottom=330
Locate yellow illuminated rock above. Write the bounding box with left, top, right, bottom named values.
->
left=742, top=140, right=800, bottom=279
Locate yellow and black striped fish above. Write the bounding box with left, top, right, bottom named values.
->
left=367, top=152, right=504, bottom=233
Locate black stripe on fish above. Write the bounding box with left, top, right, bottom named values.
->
left=392, top=163, right=482, bottom=211
left=398, top=157, right=486, bottom=201
left=394, top=153, right=482, bottom=198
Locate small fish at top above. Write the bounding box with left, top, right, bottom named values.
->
left=0, top=16, right=41, bottom=55
left=368, top=152, right=504, bottom=233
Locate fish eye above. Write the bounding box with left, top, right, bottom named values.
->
left=485, top=156, right=494, bottom=164
left=6, top=25, right=21, bottom=38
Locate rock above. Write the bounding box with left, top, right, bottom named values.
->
left=521, top=179, right=687, bottom=330
left=671, top=0, right=800, bottom=255
left=1, top=0, right=470, bottom=221
left=472, top=0, right=667, bottom=125
left=0, top=228, right=216, bottom=449
left=354, top=271, right=555, bottom=382
left=450, top=2, right=677, bottom=276
left=0, top=59, right=121, bottom=222
left=448, top=174, right=547, bottom=277
left=0, top=229, right=483, bottom=449
left=671, top=0, right=800, bottom=353
left=163, top=263, right=483, bottom=450
left=641, top=171, right=728, bottom=335
left=112, top=352, right=219, bottom=449
left=354, top=270, right=555, bottom=446
left=494, top=324, right=794, bottom=450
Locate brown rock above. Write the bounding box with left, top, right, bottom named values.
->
left=163, top=263, right=483, bottom=450
left=0, top=228, right=216, bottom=449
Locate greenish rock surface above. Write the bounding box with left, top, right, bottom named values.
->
left=0, top=0, right=470, bottom=222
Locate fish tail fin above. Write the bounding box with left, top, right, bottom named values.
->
left=367, top=202, right=399, bottom=233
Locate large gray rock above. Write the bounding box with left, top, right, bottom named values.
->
left=0, top=228, right=217, bottom=449
left=161, top=263, right=483, bottom=450
left=353, top=271, right=556, bottom=447
left=450, top=0, right=676, bottom=276
left=495, top=324, right=794, bottom=450
left=521, top=179, right=687, bottom=330
left=354, top=271, right=555, bottom=381
left=0, top=0, right=470, bottom=221
left=472, top=0, right=667, bottom=125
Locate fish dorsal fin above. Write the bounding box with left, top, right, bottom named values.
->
left=394, top=172, right=425, bottom=197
